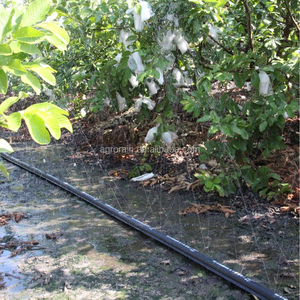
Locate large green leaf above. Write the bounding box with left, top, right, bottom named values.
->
left=4, top=59, right=28, bottom=76
left=20, top=0, right=52, bottom=27
left=234, top=71, right=249, bottom=88
left=22, top=114, right=50, bottom=144
left=0, top=138, right=14, bottom=153
left=24, top=103, right=67, bottom=115
left=251, top=71, right=260, bottom=90
left=6, top=112, right=21, bottom=131
left=45, top=34, right=68, bottom=51
left=0, top=44, right=12, bottom=56
left=0, top=96, right=19, bottom=114
left=9, top=41, right=42, bottom=55
left=0, top=55, right=11, bottom=67
left=37, top=21, right=69, bottom=47
left=48, top=112, right=73, bottom=133
left=0, top=6, right=13, bottom=42
left=27, top=65, right=56, bottom=86
left=22, top=103, right=72, bottom=137
left=13, top=27, right=45, bottom=44
left=35, top=110, right=61, bottom=139
left=0, top=69, right=7, bottom=94
left=21, top=72, right=41, bottom=94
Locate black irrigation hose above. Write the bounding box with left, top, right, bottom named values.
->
left=1, top=152, right=287, bottom=300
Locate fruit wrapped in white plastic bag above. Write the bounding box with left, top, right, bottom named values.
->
left=157, top=30, right=176, bottom=52
left=117, top=93, right=127, bottom=111
left=140, top=1, right=153, bottom=22
left=259, top=71, right=273, bottom=96
left=135, top=97, right=156, bottom=110
left=155, top=67, right=164, bottom=85
left=129, top=74, right=139, bottom=87
left=161, top=131, right=178, bottom=145
left=119, top=30, right=133, bottom=50
left=128, top=51, right=145, bottom=73
left=146, top=79, right=160, bottom=95
left=145, top=125, right=158, bottom=142
left=174, top=30, right=189, bottom=54
left=172, top=68, right=184, bottom=86
left=114, top=53, right=122, bottom=65
left=127, top=1, right=154, bottom=32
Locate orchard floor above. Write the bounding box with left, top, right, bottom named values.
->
left=0, top=162, right=253, bottom=300
left=0, top=137, right=299, bottom=299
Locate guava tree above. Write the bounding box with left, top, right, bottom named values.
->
left=49, top=0, right=299, bottom=197
left=0, top=0, right=73, bottom=179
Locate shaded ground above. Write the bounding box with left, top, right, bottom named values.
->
left=0, top=163, right=253, bottom=300
left=0, top=139, right=298, bottom=299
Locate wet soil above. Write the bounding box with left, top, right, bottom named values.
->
left=1, top=162, right=253, bottom=300
left=0, top=137, right=299, bottom=299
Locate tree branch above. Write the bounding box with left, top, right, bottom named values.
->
left=242, top=0, right=253, bottom=52
left=284, top=0, right=300, bottom=33
left=207, top=35, right=234, bottom=55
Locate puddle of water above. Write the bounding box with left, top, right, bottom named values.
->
left=0, top=246, right=25, bottom=292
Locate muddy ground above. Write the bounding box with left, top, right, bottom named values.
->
left=0, top=162, right=254, bottom=300
left=0, top=137, right=299, bottom=299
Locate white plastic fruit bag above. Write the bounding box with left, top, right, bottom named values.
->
left=259, top=71, right=273, bottom=96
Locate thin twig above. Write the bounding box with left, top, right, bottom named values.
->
left=207, top=35, right=234, bottom=55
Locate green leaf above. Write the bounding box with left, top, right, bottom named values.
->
left=20, top=0, right=52, bottom=27
left=22, top=113, right=50, bottom=145
left=0, top=6, right=13, bottom=42
left=234, top=71, right=248, bottom=88
left=50, top=112, right=73, bottom=133
left=0, top=161, right=9, bottom=179
left=205, top=180, right=214, bottom=189
left=28, top=65, right=56, bottom=86
left=0, top=69, right=7, bottom=94
left=23, top=103, right=72, bottom=133
left=251, top=71, right=260, bottom=89
left=9, top=41, right=42, bottom=55
left=13, top=27, right=45, bottom=44
left=232, top=138, right=247, bottom=151
left=268, top=173, right=280, bottom=180
left=44, top=34, right=67, bottom=51
left=0, top=55, right=11, bottom=66
left=216, top=0, right=228, bottom=7
left=25, top=102, right=68, bottom=116
left=36, top=21, right=69, bottom=46
left=208, top=125, right=219, bottom=134
left=6, top=112, right=21, bottom=131
left=0, top=96, right=19, bottom=114
left=0, top=138, right=14, bottom=153
left=197, top=115, right=211, bottom=122
left=35, top=110, right=61, bottom=139
left=215, top=72, right=232, bottom=82
left=259, top=120, right=268, bottom=132
left=4, top=59, right=28, bottom=76
left=0, top=44, right=12, bottom=56
left=21, top=72, right=41, bottom=94
left=202, top=78, right=211, bottom=92
left=232, top=124, right=249, bottom=139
